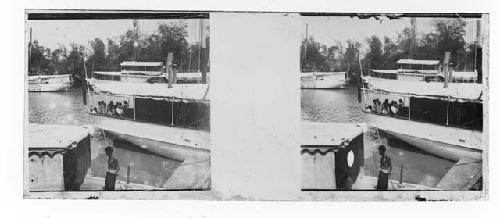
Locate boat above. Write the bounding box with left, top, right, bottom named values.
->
left=360, top=75, right=484, bottom=162
left=27, top=27, right=72, bottom=92
left=28, top=74, right=73, bottom=92
left=370, top=59, right=479, bottom=83
left=300, top=71, right=349, bottom=89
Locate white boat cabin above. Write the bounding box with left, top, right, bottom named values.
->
left=120, top=61, right=164, bottom=76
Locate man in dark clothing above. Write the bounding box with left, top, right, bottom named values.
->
left=376, top=145, right=392, bottom=190
left=104, top=146, right=120, bottom=191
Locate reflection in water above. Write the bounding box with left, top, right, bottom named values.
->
left=29, top=89, right=181, bottom=188
left=301, top=88, right=454, bottom=187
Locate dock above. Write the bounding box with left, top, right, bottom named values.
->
left=80, top=176, right=158, bottom=191
left=301, top=121, right=365, bottom=190
left=436, top=158, right=483, bottom=190
left=352, top=174, right=440, bottom=190
left=28, top=124, right=92, bottom=191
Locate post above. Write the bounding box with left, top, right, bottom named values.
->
left=126, top=165, right=130, bottom=184
left=399, top=165, right=403, bottom=184
left=81, top=63, right=87, bottom=105
left=200, top=19, right=208, bottom=84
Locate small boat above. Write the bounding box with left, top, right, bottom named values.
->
left=300, top=72, right=349, bottom=89
left=28, top=74, right=72, bottom=92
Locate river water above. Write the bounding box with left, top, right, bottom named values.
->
left=29, top=89, right=180, bottom=188
left=302, top=87, right=454, bottom=188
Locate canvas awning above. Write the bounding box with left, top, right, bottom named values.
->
left=453, top=71, right=478, bottom=80
left=120, top=61, right=164, bottom=67
left=28, top=124, right=91, bottom=156
left=94, top=71, right=121, bottom=76
left=364, top=77, right=484, bottom=101
left=371, top=69, right=398, bottom=74
left=90, top=80, right=210, bottom=102
left=301, top=121, right=364, bottom=147
left=397, top=59, right=439, bottom=65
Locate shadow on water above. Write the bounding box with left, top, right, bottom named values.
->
left=29, top=89, right=183, bottom=189
left=301, top=87, right=455, bottom=188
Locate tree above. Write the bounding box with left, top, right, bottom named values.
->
left=433, top=19, right=467, bottom=68
left=88, top=38, right=106, bottom=71
left=343, top=40, right=361, bottom=74
left=365, top=35, right=383, bottom=70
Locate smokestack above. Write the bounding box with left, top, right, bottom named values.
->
left=443, top=52, right=450, bottom=88
left=166, top=52, right=174, bottom=88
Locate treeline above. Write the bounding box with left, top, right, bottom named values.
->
left=28, top=20, right=209, bottom=83
left=301, top=19, right=481, bottom=77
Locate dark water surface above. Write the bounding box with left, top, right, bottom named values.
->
left=29, top=89, right=180, bottom=188
left=301, top=88, right=454, bottom=187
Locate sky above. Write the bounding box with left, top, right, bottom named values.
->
left=301, top=16, right=482, bottom=52
left=27, top=19, right=208, bottom=52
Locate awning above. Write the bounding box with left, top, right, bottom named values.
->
left=28, top=124, right=91, bottom=156
left=397, top=59, right=439, bottom=65
left=120, top=61, right=164, bottom=67
left=364, top=77, right=484, bottom=101
left=301, top=121, right=364, bottom=147
left=453, top=71, right=478, bottom=79
left=90, top=80, right=210, bottom=102
left=371, top=69, right=398, bottom=74
left=94, top=71, right=121, bottom=76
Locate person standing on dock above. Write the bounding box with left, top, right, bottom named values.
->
left=377, top=145, right=392, bottom=190
left=104, top=146, right=120, bottom=191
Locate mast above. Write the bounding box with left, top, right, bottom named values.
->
left=133, top=20, right=139, bottom=62
left=409, top=17, right=417, bottom=59
left=28, top=27, right=32, bottom=74
left=475, top=18, right=482, bottom=84
left=200, top=19, right=208, bottom=84
left=303, top=24, right=308, bottom=71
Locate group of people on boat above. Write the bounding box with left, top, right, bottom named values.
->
left=91, top=100, right=130, bottom=117
left=366, top=98, right=405, bottom=117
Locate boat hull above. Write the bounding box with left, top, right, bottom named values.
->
left=95, top=116, right=210, bottom=162
left=28, top=75, right=72, bottom=92
left=366, top=113, right=482, bottom=162
left=28, top=82, right=71, bottom=92
left=301, top=72, right=348, bottom=89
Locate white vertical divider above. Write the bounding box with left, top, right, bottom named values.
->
left=210, top=13, right=302, bottom=200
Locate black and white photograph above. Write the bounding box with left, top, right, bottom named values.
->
left=300, top=14, right=487, bottom=191
left=25, top=12, right=211, bottom=193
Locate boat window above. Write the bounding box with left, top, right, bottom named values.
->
left=134, top=98, right=210, bottom=130
left=409, top=97, right=482, bottom=130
